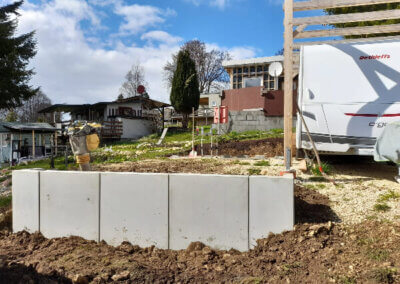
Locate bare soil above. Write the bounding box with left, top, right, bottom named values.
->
left=1, top=185, right=399, bottom=283
left=193, top=137, right=283, bottom=157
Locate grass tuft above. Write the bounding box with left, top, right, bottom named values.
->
left=254, top=160, right=270, bottom=167
left=248, top=168, right=262, bottom=175
left=374, top=203, right=391, bottom=212
left=377, top=190, right=400, bottom=203
left=0, top=195, right=12, bottom=209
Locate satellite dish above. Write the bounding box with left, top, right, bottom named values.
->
left=268, top=62, right=283, bottom=77
left=137, top=85, right=146, bottom=94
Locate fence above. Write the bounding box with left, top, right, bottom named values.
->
left=12, top=170, right=294, bottom=251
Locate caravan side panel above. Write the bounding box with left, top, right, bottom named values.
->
left=299, top=40, right=400, bottom=154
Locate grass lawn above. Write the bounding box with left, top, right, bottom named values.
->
left=7, top=128, right=283, bottom=169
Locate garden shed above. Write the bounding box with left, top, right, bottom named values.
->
left=0, top=122, right=57, bottom=165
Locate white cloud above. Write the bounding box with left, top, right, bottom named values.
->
left=205, top=43, right=258, bottom=60
left=16, top=0, right=180, bottom=104
left=141, top=31, right=183, bottom=45
left=10, top=0, right=258, bottom=106
left=210, top=0, right=228, bottom=9
left=184, top=0, right=242, bottom=9
left=115, top=3, right=176, bottom=35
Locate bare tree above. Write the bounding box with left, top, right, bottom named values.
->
left=16, top=91, right=52, bottom=122
left=120, top=62, right=148, bottom=98
left=0, top=91, right=53, bottom=122
left=164, top=40, right=231, bottom=94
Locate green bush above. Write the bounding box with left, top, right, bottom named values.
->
left=311, top=162, right=332, bottom=176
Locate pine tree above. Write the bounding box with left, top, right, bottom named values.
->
left=0, top=1, right=38, bottom=109
left=170, top=50, right=200, bottom=128
left=326, top=3, right=400, bottom=39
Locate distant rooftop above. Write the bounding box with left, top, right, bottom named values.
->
left=0, top=122, right=57, bottom=132
left=222, top=55, right=284, bottom=68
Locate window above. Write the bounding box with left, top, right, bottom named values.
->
left=257, top=66, right=263, bottom=73
left=250, top=66, right=255, bottom=74
left=244, top=77, right=262, bottom=88
left=212, top=101, right=217, bottom=107
left=243, top=67, right=248, bottom=74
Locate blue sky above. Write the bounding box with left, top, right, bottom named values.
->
left=1, top=0, right=323, bottom=104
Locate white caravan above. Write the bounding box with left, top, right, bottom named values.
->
left=296, top=40, right=400, bottom=156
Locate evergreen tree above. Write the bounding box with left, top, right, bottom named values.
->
left=326, top=3, right=400, bottom=38
left=0, top=1, right=38, bottom=109
left=170, top=50, right=200, bottom=128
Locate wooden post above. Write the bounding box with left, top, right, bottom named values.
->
left=32, top=130, right=35, bottom=158
left=54, top=130, right=58, bottom=155
left=283, top=0, right=294, bottom=168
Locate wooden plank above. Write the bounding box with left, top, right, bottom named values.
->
left=294, top=0, right=400, bottom=12
left=284, top=0, right=294, bottom=167
left=293, top=34, right=400, bottom=48
left=293, top=9, right=400, bottom=26
left=295, top=23, right=400, bottom=38
left=293, top=24, right=308, bottom=37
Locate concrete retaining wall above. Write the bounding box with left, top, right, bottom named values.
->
left=12, top=170, right=294, bottom=251
left=215, top=110, right=297, bottom=133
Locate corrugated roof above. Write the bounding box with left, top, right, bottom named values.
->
left=0, top=122, right=57, bottom=132
left=222, top=55, right=284, bottom=68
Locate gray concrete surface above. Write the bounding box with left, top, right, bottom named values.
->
left=169, top=174, right=249, bottom=251
left=12, top=170, right=40, bottom=233
left=100, top=172, right=169, bottom=248
left=249, top=175, right=294, bottom=248
left=40, top=171, right=100, bottom=241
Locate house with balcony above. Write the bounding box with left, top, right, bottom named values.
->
left=39, top=96, right=170, bottom=140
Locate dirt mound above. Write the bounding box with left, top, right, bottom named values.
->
left=1, top=185, right=399, bottom=283
left=1, top=221, right=399, bottom=283
left=194, top=137, right=283, bottom=157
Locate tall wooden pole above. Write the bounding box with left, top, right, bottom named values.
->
left=284, top=0, right=294, bottom=169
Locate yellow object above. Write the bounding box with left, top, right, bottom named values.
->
left=76, top=154, right=90, bottom=164
left=86, top=133, right=100, bottom=151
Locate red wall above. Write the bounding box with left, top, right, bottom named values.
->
left=221, top=87, right=297, bottom=116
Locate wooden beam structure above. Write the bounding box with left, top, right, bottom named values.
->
left=293, top=9, right=400, bottom=26
left=293, top=35, right=400, bottom=49
left=294, top=0, right=400, bottom=12
left=295, top=23, right=400, bottom=39
left=283, top=0, right=294, bottom=168
left=283, top=0, right=400, bottom=167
